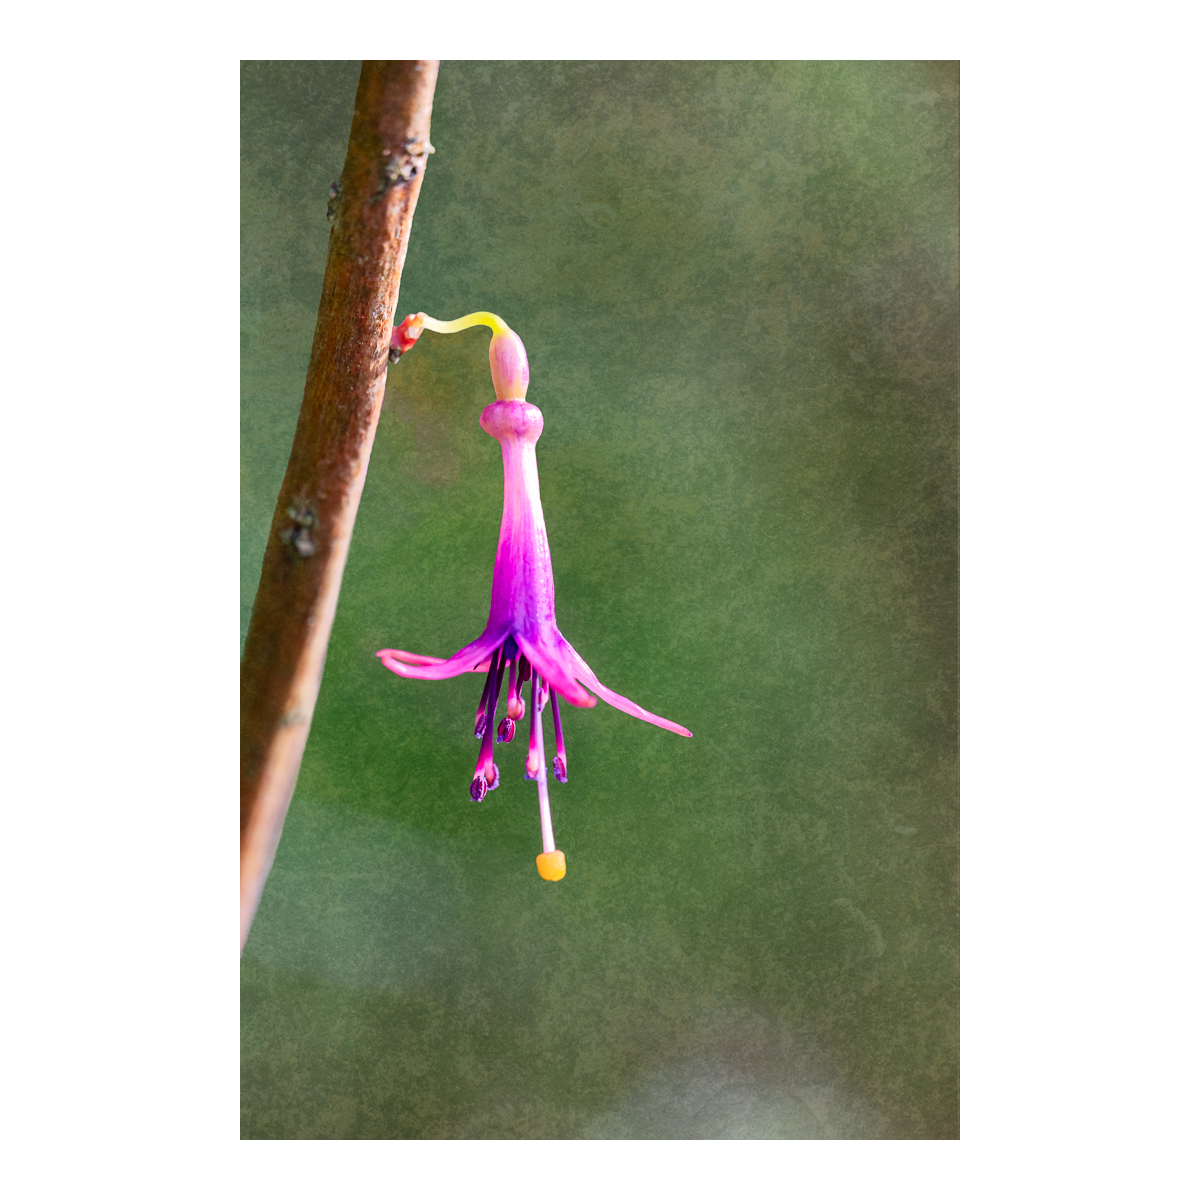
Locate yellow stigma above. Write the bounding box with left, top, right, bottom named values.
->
left=536, top=850, right=566, bottom=881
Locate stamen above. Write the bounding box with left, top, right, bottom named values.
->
left=529, top=671, right=566, bottom=881
left=550, top=689, right=568, bottom=783
left=470, top=648, right=503, bottom=800
left=507, top=652, right=527, bottom=720
left=525, top=690, right=540, bottom=780
left=496, top=640, right=519, bottom=742
left=475, top=648, right=500, bottom=738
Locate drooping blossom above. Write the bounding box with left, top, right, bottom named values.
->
left=379, top=311, right=691, bottom=880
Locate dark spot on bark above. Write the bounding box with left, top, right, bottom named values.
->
left=375, top=138, right=435, bottom=198
left=281, top=501, right=318, bottom=557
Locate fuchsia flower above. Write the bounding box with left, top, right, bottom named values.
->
left=378, top=311, right=691, bottom=880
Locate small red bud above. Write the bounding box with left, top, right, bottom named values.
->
left=389, top=312, right=426, bottom=360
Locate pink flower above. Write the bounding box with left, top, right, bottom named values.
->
left=378, top=312, right=691, bottom=880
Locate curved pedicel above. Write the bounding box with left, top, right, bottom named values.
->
left=379, top=310, right=691, bottom=880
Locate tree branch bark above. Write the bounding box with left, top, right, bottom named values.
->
left=240, top=60, right=439, bottom=948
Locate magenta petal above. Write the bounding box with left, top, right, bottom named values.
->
left=514, top=632, right=596, bottom=709
left=567, top=645, right=692, bottom=737
left=378, top=649, right=491, bottom=673
left=377, top=633, right=505, bottom=680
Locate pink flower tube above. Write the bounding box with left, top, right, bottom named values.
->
left=379, top=312, right=691, bottom=880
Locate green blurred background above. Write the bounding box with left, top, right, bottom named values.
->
left=241, top=61, right=958, bottom=1139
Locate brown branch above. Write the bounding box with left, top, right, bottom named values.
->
left=240, top=61, right=440, bottom=948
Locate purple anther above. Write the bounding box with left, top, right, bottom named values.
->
left=469, top=775, right=487, bottom=802
left=497, top=717, right=516, bottom=743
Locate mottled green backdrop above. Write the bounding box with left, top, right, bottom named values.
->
left=241, top=61, right=958, bottom=1139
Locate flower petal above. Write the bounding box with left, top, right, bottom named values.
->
left=514, top=631, right=596, bottom=709
left=377, top=634, right=503, bottom=680
left=377, top=649, right=493, bottom=673
left=566, top=644, right=692, bottom=737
